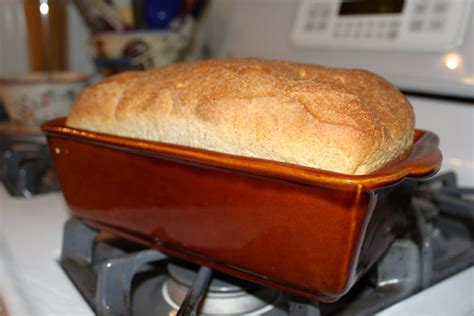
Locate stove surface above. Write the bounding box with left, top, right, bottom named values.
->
left=0, top=94, right=472, bottom=315
left=0, top=186, right=92, bottom=315
left=0, top=185, right=472, bottom=315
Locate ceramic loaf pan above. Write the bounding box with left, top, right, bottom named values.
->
left=42, top=118, right=442, bottom=302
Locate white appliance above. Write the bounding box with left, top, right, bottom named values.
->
left=290, top=0, right=472, bottom=52
left=0, top=0, right=473, bottom=315
left=217, top=0, right=474, bottom=99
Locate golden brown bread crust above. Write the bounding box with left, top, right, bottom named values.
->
left=66, top=58, right=415, bottom=175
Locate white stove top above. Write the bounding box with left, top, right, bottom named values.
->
left=0, top=187, right=92, bottom=315
left=0, top=95, right=473, bottom=315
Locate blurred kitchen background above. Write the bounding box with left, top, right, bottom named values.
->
left=0, top=0, right=209, bottom=75
left=1, top=0, right=473, bottom=112
left=1, top=0, right=473, bottom=90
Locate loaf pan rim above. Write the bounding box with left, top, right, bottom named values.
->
left=42, top=117, right=442, bottom=190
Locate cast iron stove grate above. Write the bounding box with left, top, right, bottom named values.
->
left=0, top=133, right=60, bottom=197
left=59, top=172, right=473, bottom=316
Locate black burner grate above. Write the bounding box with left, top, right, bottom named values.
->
left=0, top=134, right=60, bottom=197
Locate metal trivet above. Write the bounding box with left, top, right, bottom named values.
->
left=59, top=172, right=473, bottom=316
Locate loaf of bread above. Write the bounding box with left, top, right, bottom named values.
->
left=66, top=58, right=415, bottom=175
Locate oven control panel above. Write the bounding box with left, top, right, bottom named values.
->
left=291, top=0, right=472, bottom=51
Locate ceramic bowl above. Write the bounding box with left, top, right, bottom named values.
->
left=90, top=17, right=194, bottom=75
left=0, top=72, right=90, bottom=127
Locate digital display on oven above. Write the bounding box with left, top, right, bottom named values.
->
left=339, top=0, right=405, bottom=15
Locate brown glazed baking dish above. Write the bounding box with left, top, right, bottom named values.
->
left=42, top=118, right=442, bottom=302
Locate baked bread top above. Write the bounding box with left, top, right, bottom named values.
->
left=66, top=58, right=415, bottom=175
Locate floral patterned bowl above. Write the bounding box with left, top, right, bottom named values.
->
left=90, top=17, right=194, bottom=76
left=0, top=72, right=90, bottom=127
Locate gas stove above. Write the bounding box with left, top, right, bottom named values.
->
left=0, top=95, right=473, bottom=315
left=56, top=171, right=474, bottom=315
left=0, top=170, right=472, bottom=315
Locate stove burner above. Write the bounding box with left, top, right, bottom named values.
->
left=59, top=172, right=473, bottom=316
left=60, top=218, right=289, bottom=316
left=164, top=262, right=281, bottom=314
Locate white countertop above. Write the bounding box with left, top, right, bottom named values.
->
left=0, top=186, right=93, bottom=316
left=1, top=185, right=473, bottom=315
left=380, top=268, right=474, bottom=316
